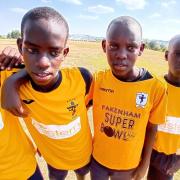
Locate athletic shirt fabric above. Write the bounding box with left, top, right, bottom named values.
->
left=154, top=79, right=180, bottom=155
left=19, top=67, right=92, bottom=169
left=89, top=69, right=167, bottom=170
left=0, top=70, right=37, bottom=180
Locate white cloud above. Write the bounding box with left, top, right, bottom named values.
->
left=161, top=0, right=176, bottom=8
left=10, top=8, right=27, bottom=14
left=87, top=5, right=114, bottom=14
left=162, top=18, right=180, bottom=24
left=41, top=0, right=52, bottom=3
left=78, top=14, right=98, bottom=20
left=149, top=13, right=161, bottom=18
left=59, top=0, right=82, bottom=5
left=116, top=0, right=146, bottom=10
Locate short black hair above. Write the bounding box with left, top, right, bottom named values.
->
left=21, top=7, right=69, bottom=41
left=107, top=16, right=142, bottom=40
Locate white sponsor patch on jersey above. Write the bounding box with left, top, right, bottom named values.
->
left=0, top=113, right=4, bottom=130
left=158, top=116, right=180, bottom=135
left=136, top=92, right=148, bottom=108
left=32, top=116, right=81, bottom=139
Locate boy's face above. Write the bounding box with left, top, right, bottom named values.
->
left=102, top=23, right=144, bottom=80
left=166, top=39, right=180, bottom=78
left=17, top=19, right=69, bottom=88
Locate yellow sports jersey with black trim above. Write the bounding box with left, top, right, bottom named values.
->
left=0, top=70, right=37, bottom=180
left=89, top=69, right=167, bottom=170
left=154, top=80, right=180, bottom=155
left=19, top=67, right=92, bottom=169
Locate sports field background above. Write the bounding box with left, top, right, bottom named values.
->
left=0, top=39, right=179, bottom=180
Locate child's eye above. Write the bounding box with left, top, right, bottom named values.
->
left=109, top=45, right=118, bottom=50
left=127, top=46, right=135, bottom=52
left=26, top=48, right=39, bottom=54
left=174, top=52, right=180, bottom=57
left=50, top=51, right=61, bottom=57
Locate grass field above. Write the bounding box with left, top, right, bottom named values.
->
left=0, top=39, right=179, bottom=180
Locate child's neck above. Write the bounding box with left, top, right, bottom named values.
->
left=113, top=67, right=141, bottom=82
left=165, top=74, right=180, bottom=87
left=31, top=71, right=62, bottom=92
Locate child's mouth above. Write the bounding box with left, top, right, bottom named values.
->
left=32, top=72, right=52, bottom=82
left=113, top=64, right=127, bottom=70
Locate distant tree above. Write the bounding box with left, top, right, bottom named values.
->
left=148, top=41, right=156, bottom=50
left=7, top=30, right=21, bottom=39
left=143, top=39, right=167, bottom=52
left=0, top=35, right=4, bottom=39
left=148, top=41, right=161, bottom=51
left=144, top=39, right=150, bottom=49
left=160, top=44, right=167, bottom=52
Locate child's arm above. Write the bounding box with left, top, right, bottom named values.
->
left=133, top=122, right=157, bottom=180
left=1, top=69, right=29, bottom=117
left=0, top=46, right=23, bottom=70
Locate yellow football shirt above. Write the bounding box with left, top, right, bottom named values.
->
left=0, top=70, right=37, bottom=180
left=154, top=80, right=180, bottom=155
left=19, top=67, right=92, bottom=169
left=89, top=69, right=167, bottom=170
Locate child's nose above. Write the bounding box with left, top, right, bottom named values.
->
left=116, top=49, right=127, bottom=60
left=37, top=54, right=50, bottom=69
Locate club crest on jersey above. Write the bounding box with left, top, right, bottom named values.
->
left=67, top=99, right=78, bottom=116
left=136, top=93, right=148, bottom=108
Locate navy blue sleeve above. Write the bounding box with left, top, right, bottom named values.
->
left=78, top=67, right=92, bottom=95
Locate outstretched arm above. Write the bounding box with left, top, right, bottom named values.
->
left=1, top=69, right=29, bottom=117
left=0, top=46, right=23, bottom=70
left=133, top=122, right=157, bottom=180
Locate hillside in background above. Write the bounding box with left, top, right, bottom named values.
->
left=69, top=34, right=168, bottom=45
left=1, top=31, right=168, bottom=51
left=69, top=34, right=103, bottom=41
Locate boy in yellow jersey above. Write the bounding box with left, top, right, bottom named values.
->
left=0, top=6, right=92, bottom=180
left=0, top=66, right=43, bottom=179
left=0, top=110, right=42, bottom=180
left=85, top=16, right=167, bottom=180
left=147, top=35, right=180, bottom=180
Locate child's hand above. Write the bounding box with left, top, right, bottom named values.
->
left=1, top=87, right=28, bottom=117
left=0, top=46, right=23, bottom=70
left=1, top=71, right=29, bottom=117
left=166, top=159, right=180, bottom=176
left=132, top=161, right=148, bottom=180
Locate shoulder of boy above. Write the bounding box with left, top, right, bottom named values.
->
left=92, top=69, right=110, bottom=82
left=78, top=67, right=92, bottom=95
left=151, top=73, right=167, bottom=90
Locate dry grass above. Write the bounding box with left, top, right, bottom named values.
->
left=0, top=39, right=179, bottom=180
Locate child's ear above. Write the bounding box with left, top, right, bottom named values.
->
left=102, top=39, right=106, bottom=53
left=165, top=50, right=168, bottom=61
left=17, top=38, right=23, bottom=55
left=138, top=43, right=145, bottom=56
left=63, top=47, right=69, bottom=58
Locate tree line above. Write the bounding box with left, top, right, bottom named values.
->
left=0, top=30, right=21, bottom=39
left=0, top=30, right=167, bottom=52
left=144, top=39, right=167, bottom=52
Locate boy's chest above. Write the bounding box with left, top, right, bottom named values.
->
left=93, top=82, right=152, bottom=112
left=19, top=86, right=86, bottom=124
